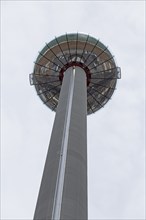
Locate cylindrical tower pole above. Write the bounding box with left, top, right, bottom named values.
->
left=34, top=66, right=87, bottom=220
left=30, top=33, right=120, bottom=220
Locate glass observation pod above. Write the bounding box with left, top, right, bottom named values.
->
left=30, top=33, right=121, bottom=115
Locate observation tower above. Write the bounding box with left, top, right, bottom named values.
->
left=30, top=33, right=121, bottom=220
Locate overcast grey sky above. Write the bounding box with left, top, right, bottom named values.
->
left=1, top=1, right=145, bottom=220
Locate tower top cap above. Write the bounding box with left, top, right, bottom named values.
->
left=30, top=33, right=121, bottom=114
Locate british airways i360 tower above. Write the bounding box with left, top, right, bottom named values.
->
left=30, top=33, right=121, bottom=220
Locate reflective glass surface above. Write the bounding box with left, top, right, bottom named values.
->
left=31, top=33, right=120, bottom=114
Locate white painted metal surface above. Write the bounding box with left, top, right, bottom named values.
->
left=51, top=67, right=75, bottom=220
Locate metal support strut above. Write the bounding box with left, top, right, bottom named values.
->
left=33, top=66, right=87, bottom=220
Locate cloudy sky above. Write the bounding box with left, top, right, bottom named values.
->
left=1, top=1, right=145, bottom=220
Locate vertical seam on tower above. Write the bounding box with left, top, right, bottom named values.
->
left=51, top=67, right=75, bottom=220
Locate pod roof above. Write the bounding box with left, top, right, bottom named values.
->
left=30, top=33, right=121, bottom=115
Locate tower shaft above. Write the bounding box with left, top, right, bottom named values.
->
left=34, top=66, right=88, bottom=220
